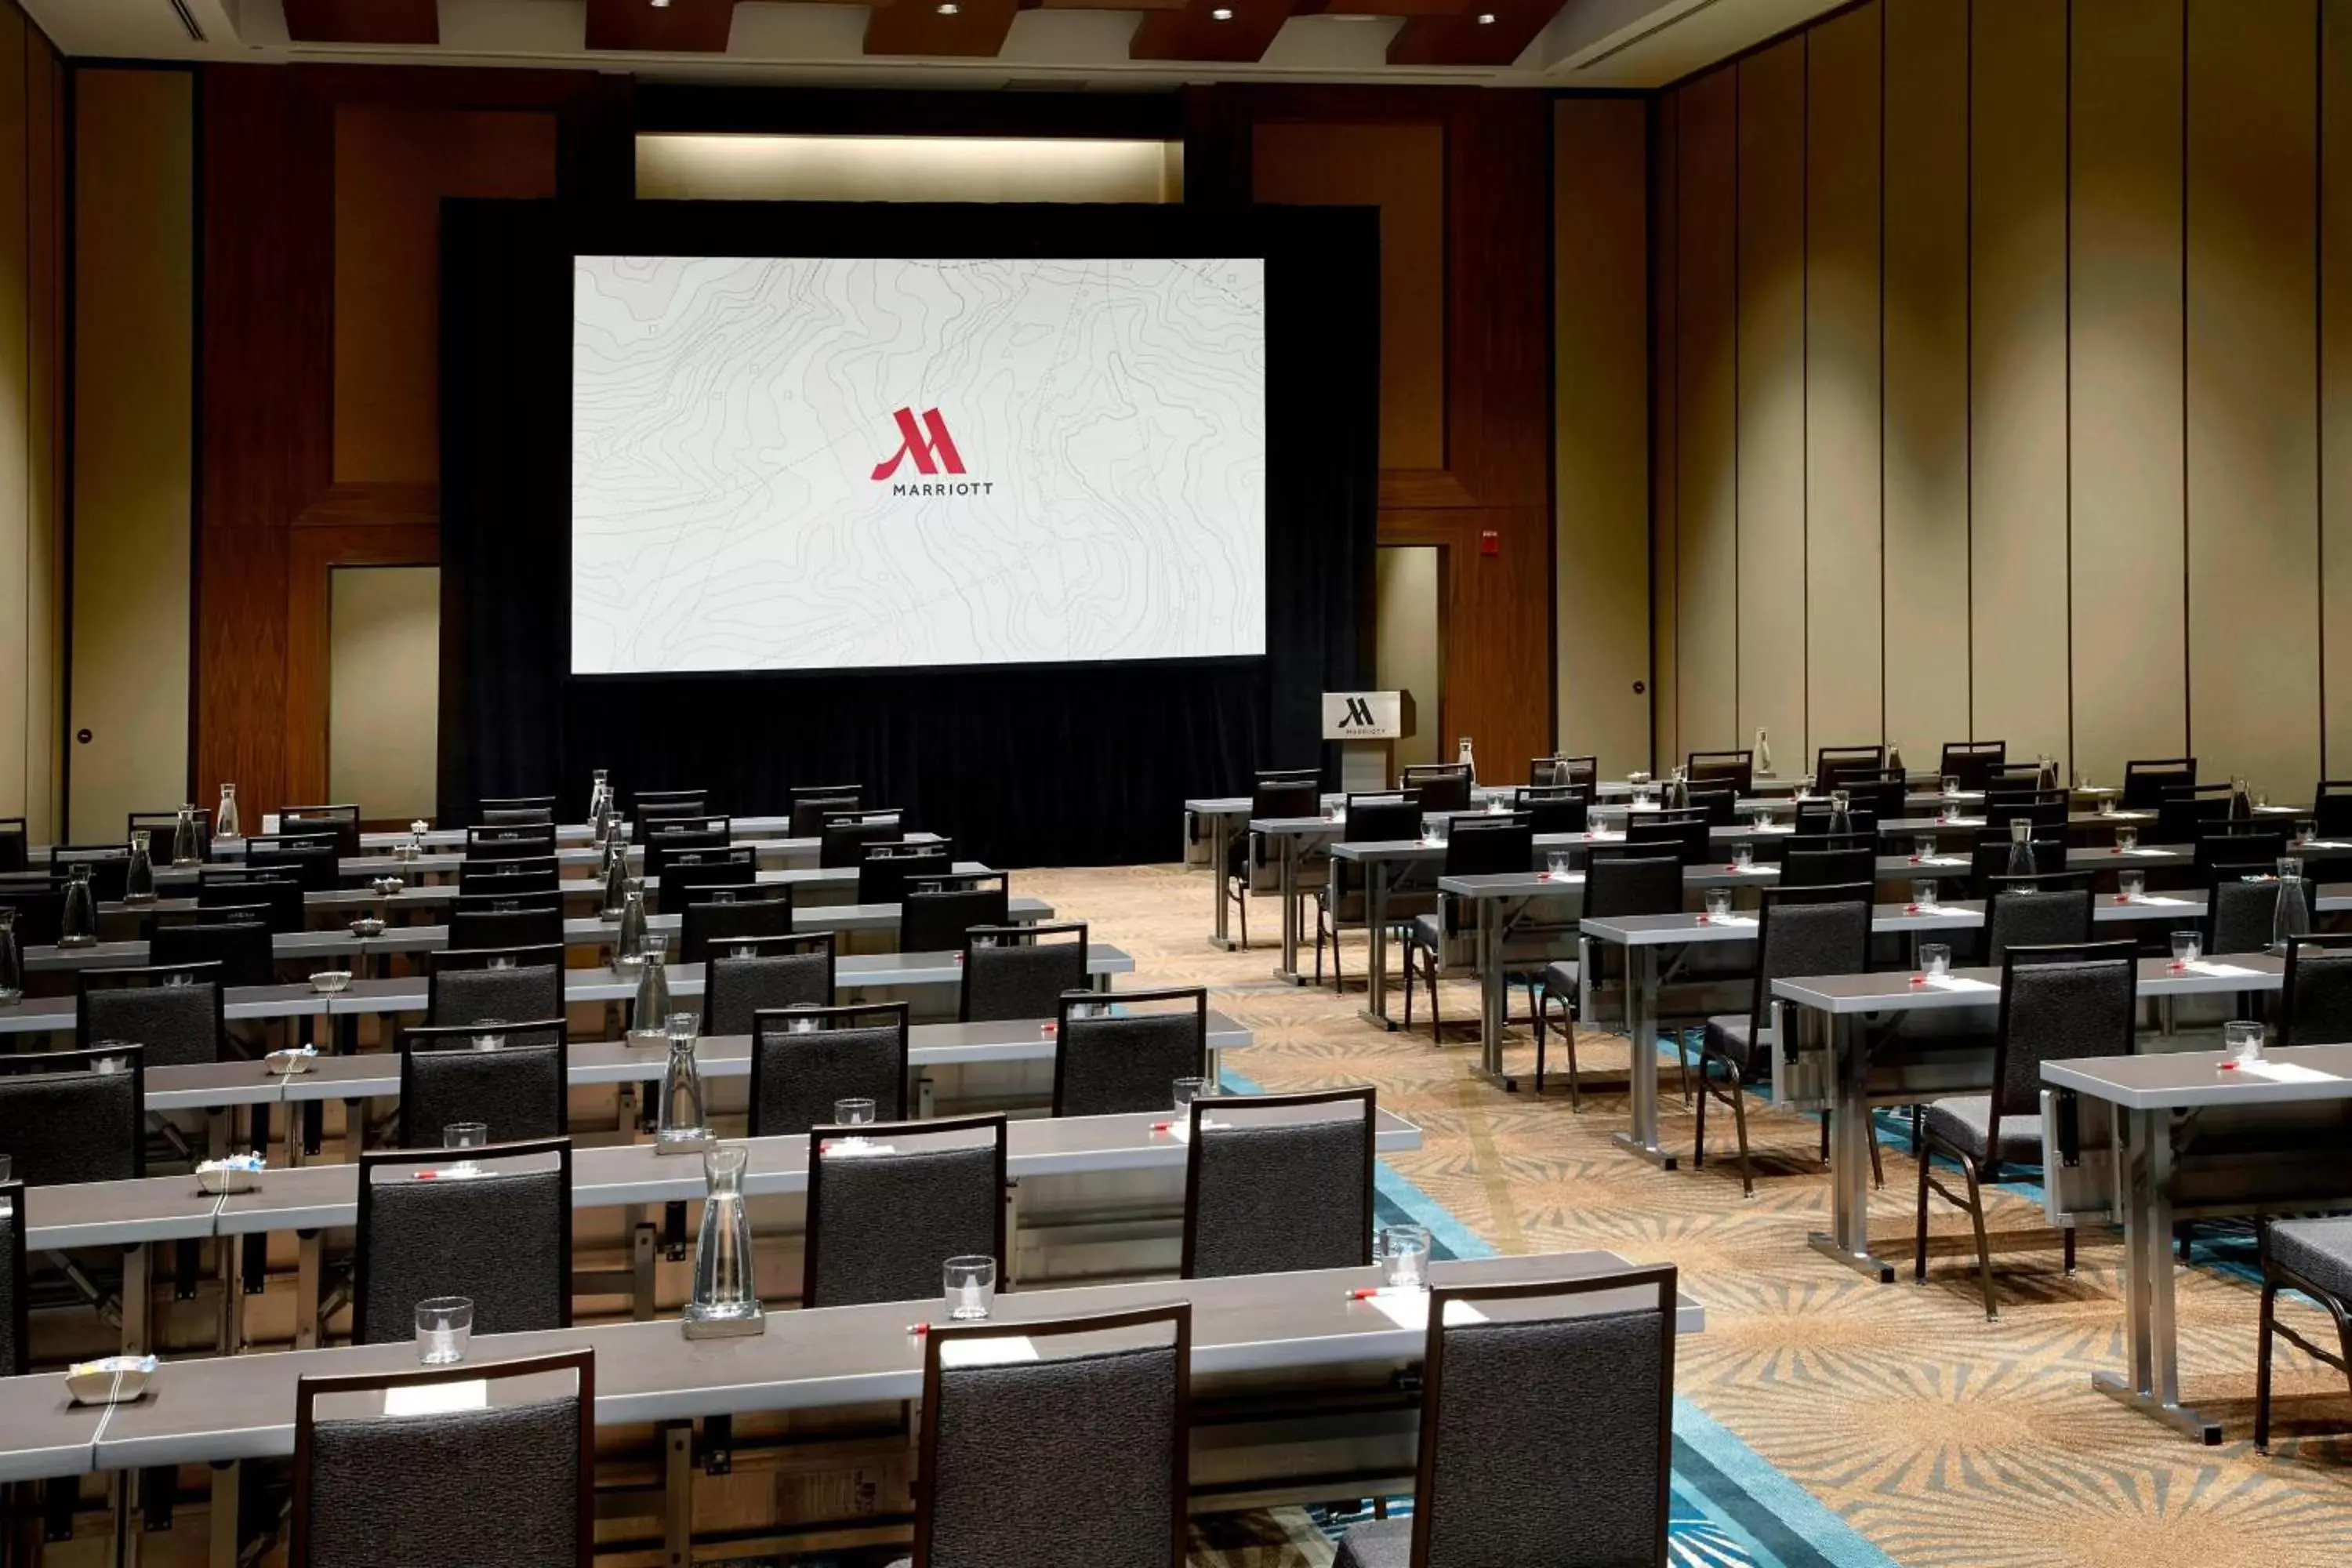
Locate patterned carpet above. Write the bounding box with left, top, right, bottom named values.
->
left=1018, top=862, right=2352, bottom=1568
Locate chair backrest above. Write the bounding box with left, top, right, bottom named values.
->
left=0, top=818, right=24, bottom=874
left=149, top=915, right=275, bottom=988
left=1401, top=764, right=1472, bottom=814
left=53, top=845, right=130, bottom=902
left=789, top=790, right=862, bottom=838
left=2206, top=868, right=2310, bottom=956
left=426, top=945, right=564, bottom=1044
left=1181, top=1087, right=1374, bottom=1279
left=0, top=881, right=62, bottom=946
left=1749, top=889, right=1871, bottom=1030
left=1247, top=779, right=1321, bottom=830
left=900, top=874, right=1011, bottom=955
left=1624, top=816, right=1708, bottom=867
left=632, top=789, right=709, bottom=829
left=246, top=833, right=342, bottom=892
left=194, top=868, right=305, bottom=932
left=1345, top=793, right=1427, bottom=848
left=819, top=810, right=910, bottom=870
left=1779, top=846, right=1875, bottom=889
left=2281, top=934, right=2352, bottom=1048
left=279, top=806, right=361, bottom=858
left=1990, top=942, right=2140, bottom=1134
left=78, top=962, right=226, bottom=1069
left=448, top=900, right=564, bottom=951
left=2123, top=756, right=2198, bottom=810
left=1530, top=755, right=1598, bottom=790
left=1985, top=798, right=2067, bottom=834
left=0, top=1176, right=25, bottom=1377
left=748, top=1000, right=909, bottom=1137
left=705, top=932, right=836, bottom=1036
left=677, top=885, right=795, bottom=965
left=960, top=922, right=1088, bottom=1022
left=1969, top=833, right=2066, bottom=898
left=655, top=848, right=758, bottom=912
left=1813, top=745, right=1886, bottom=791
left=479, top=795, right=557, bottom=823
left=292, top=1348, right=593, bottom=1568
left=1682, top=786, right=1737, bottom=826
left=457, top=855, right=559, bottom=897
left=1985, top=886, right=2093, bottom=964
left=803, top=1112, right=1007, bottom=1308
left=1792, top=804, right=1879, bottom=842
left=397, top=1020, right=569, bottom=1149
left=1054, top=986, right=1209, bottom=1119
left=1685, top=750, right=1754, bottom=793
left=1410, top=1267, right=1677, bottom=1568
left=916, top=1305, right=1189, bottom=1568
left=1940, top=740, right=2008, bottom=792
left=858, top=840, right=955, bottom=906
left=0, top=1044, right=145, bottom=1185
left=2313, top=780, right=2352, bottom=840
left=1583, top=853, right=1683, bottom=920
left=353, top=1136, right=572, bottom=1344
left=1441, top=817, right=1532, bottom=879
left=1510, top=786, right=1589, bottom=837
left=1840, top=774, right=1909, bottom=825
left=2196, top=829, right=2286, bottom=877
left=2154, top=783, right=2236, bottom=844
left=466, top=825, right=557, bottom=858
left=641, top=818, right=731, bottom=878
left=129, top=808, right=210, bottom=863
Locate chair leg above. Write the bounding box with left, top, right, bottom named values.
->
left=2256, top=1278, right=2279, bottom=1452
left=1959, top=1156, right=1998, bottom=1322
left=1427, top=947, right=1444, bottom=1043
left=1727, top=1069, right=1755, bottom=1199
left=1675, top=1029, right=1694, bottom=1107
left=2063, top=1225, right=2077, bottom=1276
left=1820, top=1114, right=1832, bottom=1165
left=1531, top=989, right=1547, bottom=1092
left=1692, top=1055, right=1709, bottom=1169
left=1868, top=1120, right=1885, bottom=1190
left=1312, top=909, right=1325, bottom=985
left=1402, top=944, right=1416, bottom=1031
left=1236, top=880, right=1250, bottom=949
left=1332, top=920, right=1345, bottom=989
left=1911, top=1104, right=1924, bottom=1159
left=1914, top=1132, right=1934, bottom=1282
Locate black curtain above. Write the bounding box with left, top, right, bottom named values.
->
left=439, top=199, right=1377, bottom=867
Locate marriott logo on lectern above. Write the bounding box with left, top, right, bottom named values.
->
left=870, top=407, right=995, bottom=497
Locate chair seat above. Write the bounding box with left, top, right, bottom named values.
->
left=2268, top=1216, right=2352, bottom=1304
left=1923, top=1096, right=2044, bottom=1164
left=1332, top=1517, right=1413, bottom=1568
left=1702, top=1014, right=1773, bottom=1076
left=1409, top=913, right=1443, bottom=951
left=1541, top=959, right=1579, bottom=996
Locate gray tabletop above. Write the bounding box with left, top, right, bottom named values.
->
left=2042, top=1042, right=2352, bottom=1110
left=1773, top=952, right=2285, bottom=1015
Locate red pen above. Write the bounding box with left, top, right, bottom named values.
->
left=1348, top=1287, right=1381, bottom=1301
left=906, top=1322, right=931, bottom=1335
left=2218, top=1060, right=2241, bottom=1071
left=413, top=1170, right=439, bottom=1180
left=1152, top=1121, right=1174, bottom=1133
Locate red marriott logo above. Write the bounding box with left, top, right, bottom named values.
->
left=871, top=407, right=966, bottom=480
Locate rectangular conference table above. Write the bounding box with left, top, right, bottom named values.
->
left=0, top=945, right=1134, bottom=1037
left=0, top=1250, right=1701, bottom=1568
left=18, top=1107, right=1424, bottom=1352
left=20, top=896, right=1057, bottom=976
left=2042, top=1042, right=2352, bottom=1445
left=1770, top=953, right=2288, bottom=1287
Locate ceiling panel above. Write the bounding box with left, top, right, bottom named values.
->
left=283, top=0, right=440, bottom=45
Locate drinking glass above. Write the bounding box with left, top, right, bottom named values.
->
left=415, top=1297, right=473, bottom=1365
left=1377, top=1225, right=1432, bottom=1292
left=944, top=1256, right=996, bottom=1321
left=2116, top=826, right=2140, bottom=852
left=442, top=1123, right=487, bottom=1173
left=2171, top=931, right=2202, bottom=967
left=1731, top=844, right=1754, bottom=872
left=1545, top=851, right=1571, bottom=879
left=2223, top=1020, right=2266, bottom=1062
left=1752, top=808, right=1773, bottom=831
left=2119, top=872, right=2146, bottom=902
left=1704, top=887, right=1732, bottom=920
left=1915, top=836, right=1937, bottom=861
left=1912, top=880, right=1939, bottom=911
left=1172, top=1076, right=1213, bottom=1111
left=833, top=1098, right=875, bottom=1127
left=1942, top=777, right=1960, bottom=799
left=1920, top=943, right=1952, bottom=979
left=2296, top=818, right=2318, bottom=847
left=2098, top=796, right=2118, bottom=818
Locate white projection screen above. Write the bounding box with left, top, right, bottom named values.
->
left=570, top=255, right=1268, bottom=676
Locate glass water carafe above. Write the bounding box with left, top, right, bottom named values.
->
left=1828, top=788, right=1853, bottom=837
left=59, top=862, right=98, bottom=948
left=2006, top=816, right=2038, bottom=882
left=1457, top=735, right=1476, bottom=786
left=171, top=804, right=201, bottom=868
left=123, top=833, right=156, bottom=903
left=683, top=1145, right=761, bottom=1336
left=2274, top=857, right=2313, bottom=951
left=588, top=768, right=612, bottom=828
left=214, top=782, right=241, bottom=842
left=0, top=906, right=20, bottom=1004
left=599, top=837, right=630, bottom=918
left=614, top=887, right=650, bottom=970
left=1754, top=727, right=1773, bottom=778
left=655, top=1011, right=708, bottom=1147
left=630, top=950, right=672, bottom=1040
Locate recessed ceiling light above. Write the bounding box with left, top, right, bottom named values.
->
left=938, top=2, right=960, bottom=13
left=651, top=0, right=671, bottom=8
left=1210, top=5, right=1232, bottom=16
left=1476, top=10, right=1496, bottom=21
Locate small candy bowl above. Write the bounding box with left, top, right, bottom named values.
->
left=196, top=1154, right=265, bottom=1196
left=67, top=1356, right=157, bottom=1407
left=309, top=971, right=353, bottom=996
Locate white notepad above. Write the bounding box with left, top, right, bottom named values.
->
left=1366, top=1290, right=1489, bottom=1332
left=2183, top=961, right=2264, bottom=979
left=1699, top=914, right=1758, bottom=928
left=383, top=1381, right=487, bottom=1417
left=1924, top=975, right=1998, bottom=993
left=2230, top=1060, right=2340, bottom=1084
left=939, top=1336, right=1040, bottom=1368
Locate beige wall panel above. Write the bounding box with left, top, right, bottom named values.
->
left=25, top=44, right=59, bottom=840
left=2187, top=0, right=2321, bottom=797
left=639, top=133, right=1179, bottom=205
left=0, top=8, right=24, bottom=823
left=1651, top=98, right=1679, bottom=773
left=2326, top=0, right=2352, bottom=773
left=71, top=68, right=193, bottom=840
left=1252, top=123, right=1446, bottom=474
left=1554, top=97, right=1651, bottom=777
left=1676, top=70, right=1741, bottom=754
left=1805, top=4, right=1883, bottom=754
left=1374, top=546, right=1443, bottom=771
left=1969, top=0, right=2072, bottom=769
left=2071, top=0, right=2187, bottom=787
left=328, top=567, right=441, bottom=821
left=1737, top=39, right=1808, bottom=773
left=334, top=105, right=558, bottom=485
left=1882, top=0, right=1973, bottom=758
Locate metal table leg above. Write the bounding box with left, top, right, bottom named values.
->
left=118, top=1243, right=149, bottom=1356
left=1207, top=813, right=1236, bottom=950
left=1809, top=1014, right=1895, bottom=1281
left=1274, top=833, right=1304, bottom=985
left=207, top=1462, right=239, bottom=1568
left=1359, top=858, right=1396, bottom=1030
left=296, top=1230, right=321, bottom=1350
left=1610, top=946, right=1675, bottom=1167
left=2094, top=1106, right=2222, bottom=1442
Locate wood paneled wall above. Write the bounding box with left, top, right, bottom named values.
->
left=0, top=5, right=58, bottom=840
left=1195, top=88, right=1555, bottom=780
left=195, top=66, right=623, bottom=821
left=1653, top=0, right=2352, bottom=797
